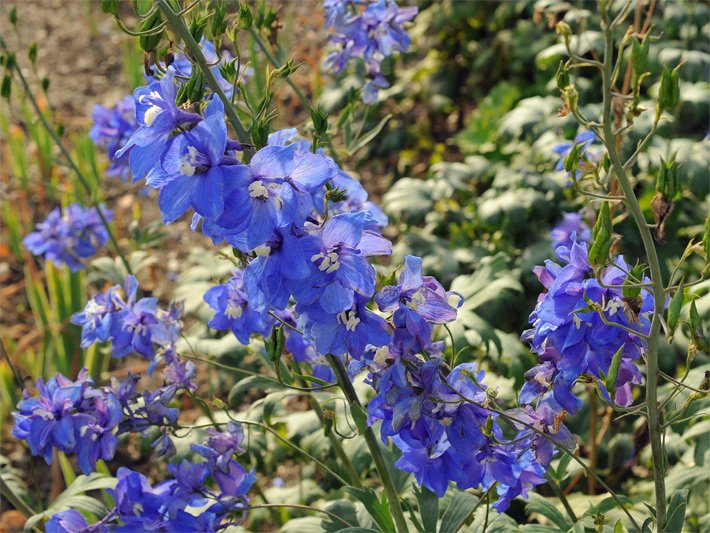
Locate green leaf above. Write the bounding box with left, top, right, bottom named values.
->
left=439, top=490, right=479, bottom=533
left=321, top=499, right=360, bottom=532
left=667, top=281, right=685, bottom=336
left=25, top=473, right=117, bottom=531
left=349, top=401, right=369, bottom=435
left=228, top=375, right=282, bottom=406
left=344, top=486, right=395, bottom=533
left=525, top=493, right=571, bottom=530
left=605, top=344, right=624, bottom=393
left=665, top=488, right=689, bottom=533
left=346, top=114, right=392, bottom=156
left=414, top=486, right=439, bottom=533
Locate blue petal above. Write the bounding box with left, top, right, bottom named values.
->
left=192, top=167, right=224, bottom=219
left=159, top=175, right=196, bottom=223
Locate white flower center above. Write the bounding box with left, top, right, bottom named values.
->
left=248, top=180, right=270, bottom=199
left=311, top=251, right=340, bottom=273
left=225, top=302, right=244, bottom=319
left=144, top=105, right=162, bottom=126
left=337, top=310, right=360, bottom=332
left=254, top=244, right=271, bottom=257
left=180, top=146, right=201, bottom=177
left=572, top=314, right=583, bottom=329
left=605, top=297, right=624, bottom=316
left=85, top=299, right=105, bottom=317
left=133, top=503, right=144, bottom=515
left=407, top=290, right=427, bottom=311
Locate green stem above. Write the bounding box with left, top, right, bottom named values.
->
left=0, top=37, right=133, bottom=276
left=291, top=360, right=363, bottom=488
left=156, top=0, right=250, bottom=145
left=545, top=473, right=578, bottom=524
left=248, top=28, right=311, bottom=112
left=600, top=16, right=667, bottom=532
left=326, top=354, right=409, bottom=533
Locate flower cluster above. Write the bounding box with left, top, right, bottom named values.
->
left=71, top=275, right=183, bottom=362
left=324, top=0, right=417, bottom=102
left=521, top=238, right=653, bottom=412
left=89, top=96, right=137, bottom=181
left=550, top=212, right=591, bottom=250
left=23, top=204, right=112, bottom=271
left=46, top=422, right=255, bottom=533
left=363, top=256, right=575, bottom=510
left=11, top=369, right=122, bottom=475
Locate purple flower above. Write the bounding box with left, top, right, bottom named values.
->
left=89, top=96, right=137, bottom=181
left=324, top=0, right=417, bottom=102
left=550, top=212, right=592, bottom=250
left=109, top=467, right=175, bottom=530
left=23, top=204, right=112, bottom=271
left=109, top=275, right=159, bottom=359
left=521, top=239, right=652, bottom=412
left=299, top=293, right=392, bottom=358
left=12, top=369, right=123, bottom=474
left=117, top=70, right=202, bottom=183
left=204, top=269, right=273, bottom=344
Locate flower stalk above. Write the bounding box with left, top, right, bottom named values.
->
left=599, top=12, right=667, bottom=532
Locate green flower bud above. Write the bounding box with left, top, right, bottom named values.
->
left=1, top=74, right=11, bottom=99
left=139, top=10, right=164, bottom=53
left=99, top=0, right=120, bottom=16
left=556, top=60, right=570, bottom=92
left=310, top=105, right=328, bottom=137
left=237, top=3, right=253, bottom=30
left=658, top=66, right=681, bottom=113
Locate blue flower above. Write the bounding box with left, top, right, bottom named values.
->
left=109, top=275, right=159, bottom=359
left=204, top=269, right=273, bottom=344
left=522, top=239, right=651, bottom=411
left=376, top=255, right=460, bottom=346
left=242, top=228, right=313, bottom=311
left=553, top=129, right=599, bottom=180
left=550, top=212, right=592, bottom=250
left=12, top=369, right=123, bottom=474
left=45, top=509, right=91, bottom=533
left=299, top=293, right=392, bottom=358
left=89, top=96, right=137, bottom=181
left=217, top=144, right=337, bottom=249
left=117, top=70, right=202, bottom=182
left=296, top=211, right=392, bottom=313
left=71, top=285, right=119, bottom=348
left=109, top=467, right=175, bottom=530
left=23, top=204, right=112, bottom=271
left=156, top=97, right=240, bottom=223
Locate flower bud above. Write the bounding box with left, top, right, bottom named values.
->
left=139, top=10, right=164, bottom=53
left=310, top=105, right=328, bottom=137
left=100, top=0, right=120, bottom=16
left=658, top=66, right=681, bottom=113
left=555, top=61, right=570, bottom=92
left=1, top=74, right=11, bottom=99
left=631, top=35, right=650, bottom=79
left=555, top=21, right=571, bottom=38
left=237, top=3, right=253, bottom=30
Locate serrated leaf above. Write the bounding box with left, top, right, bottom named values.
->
left=440, top=491, right=479, bottom=533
